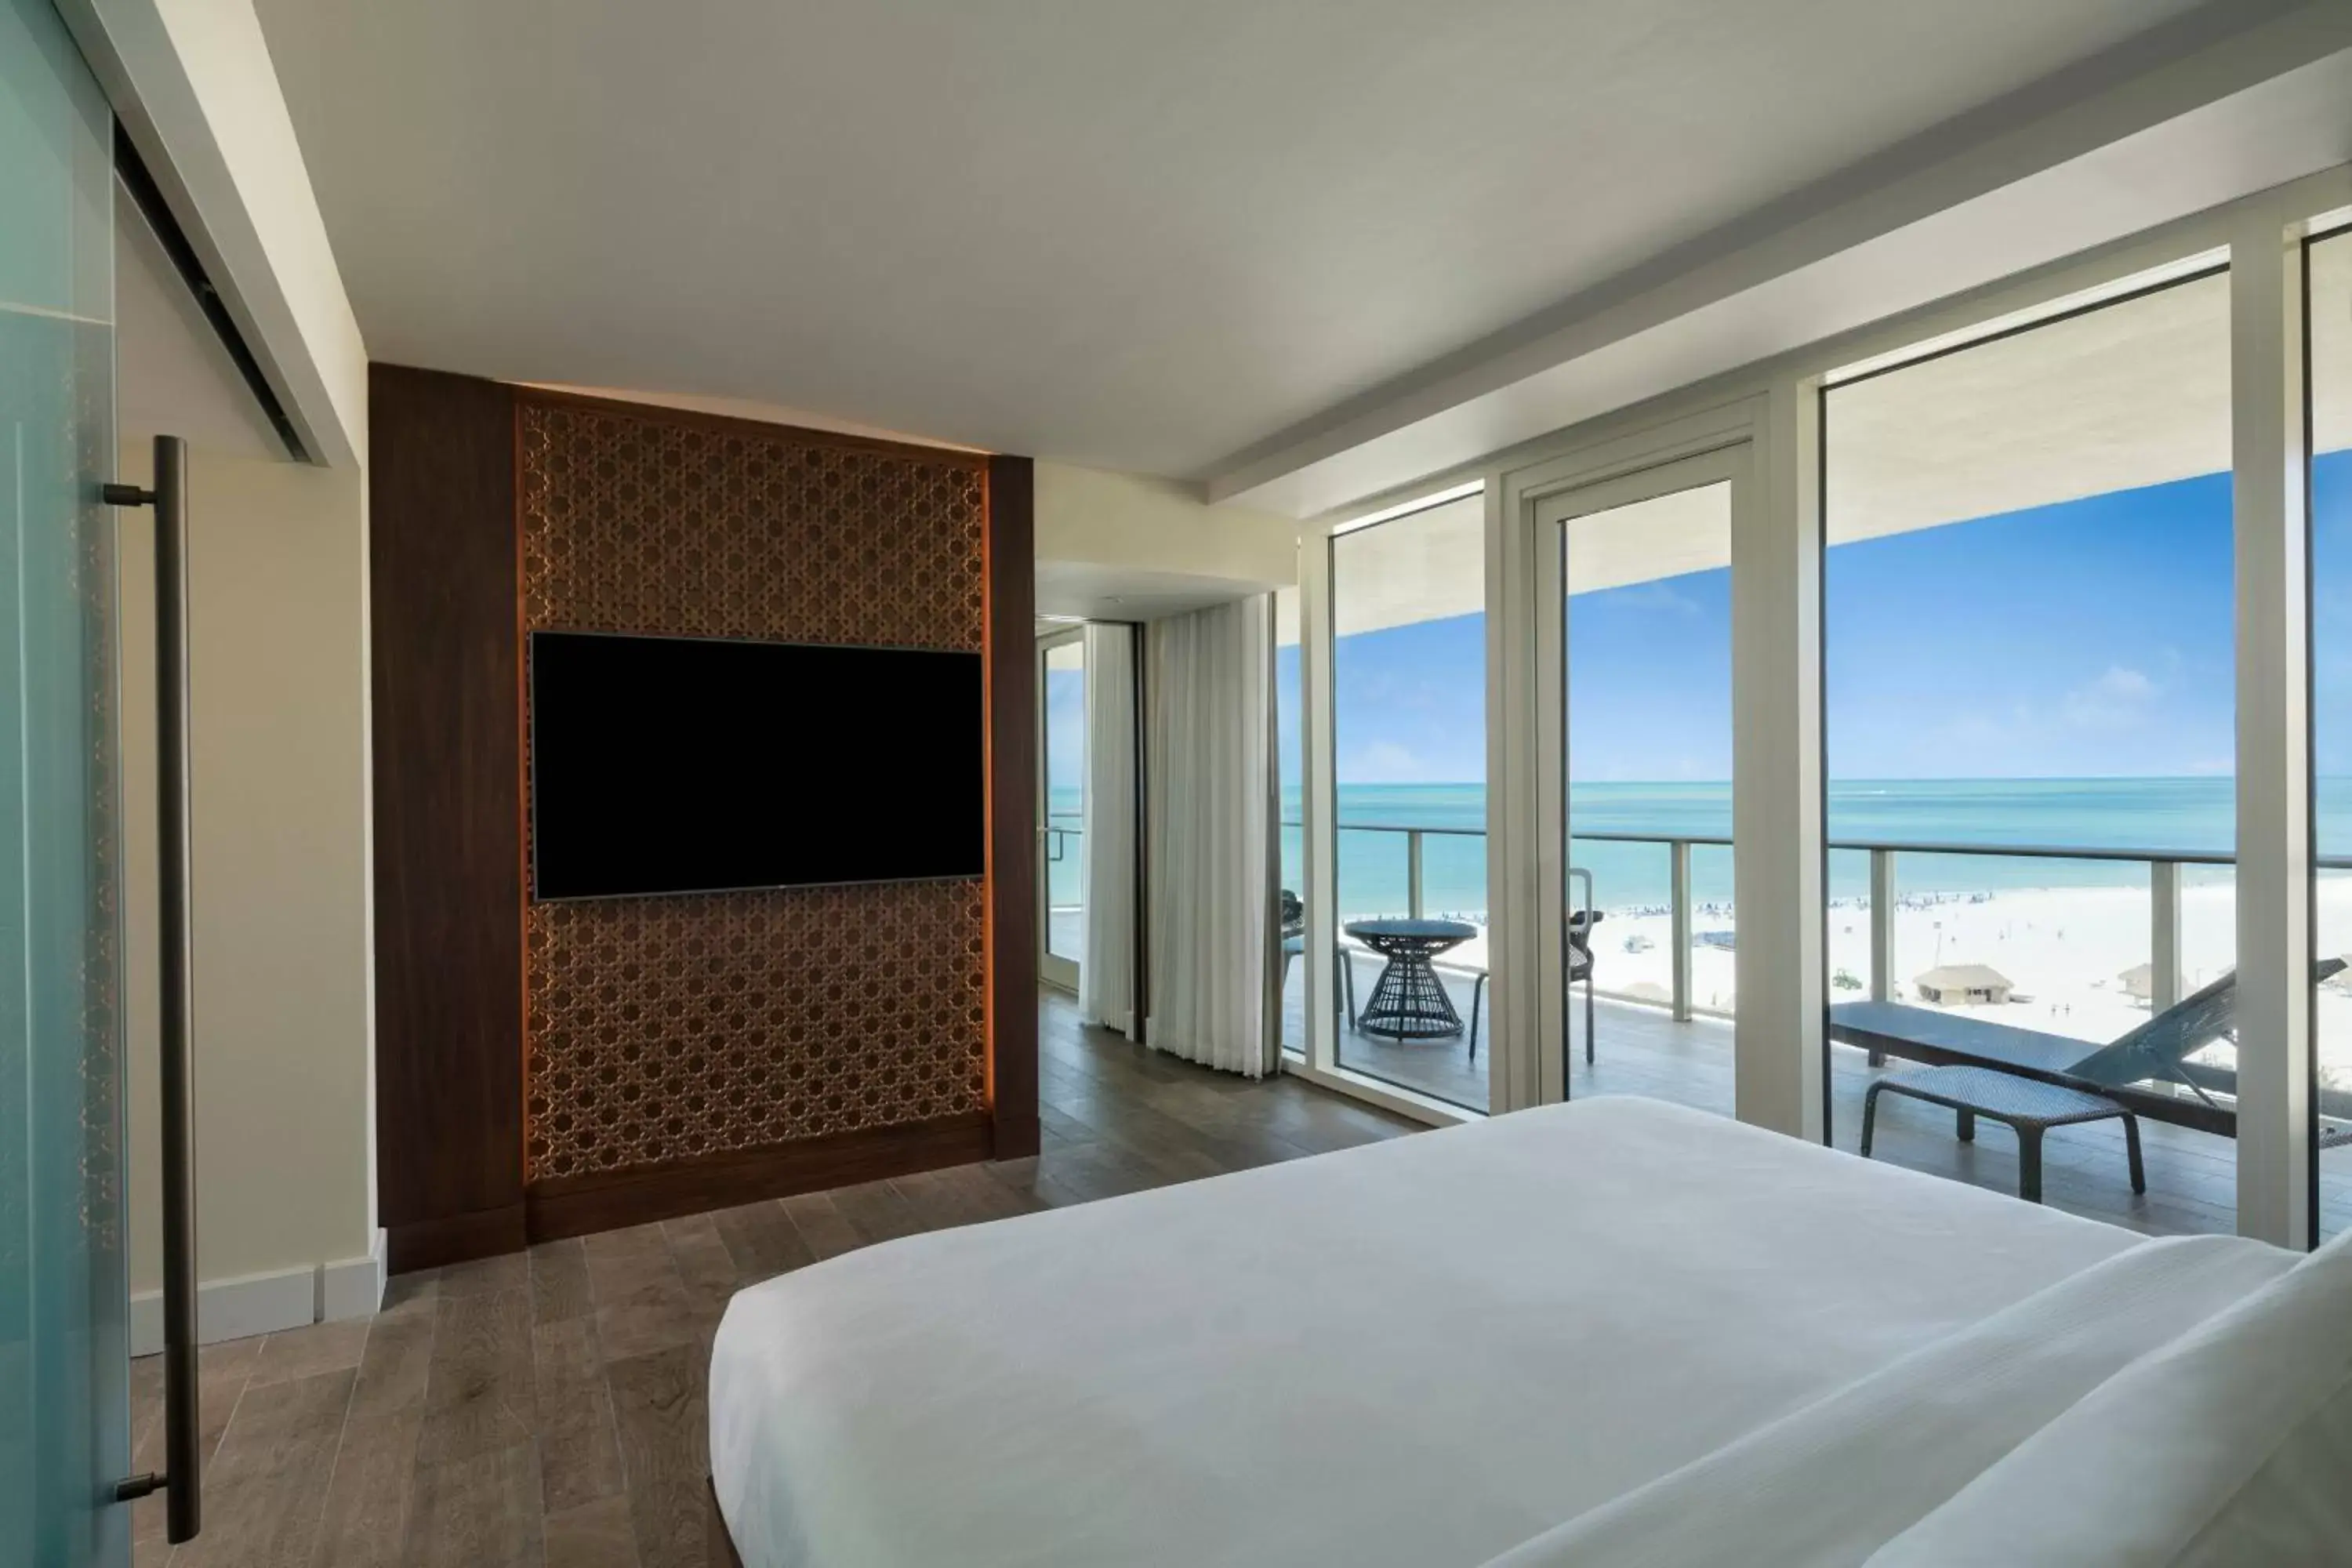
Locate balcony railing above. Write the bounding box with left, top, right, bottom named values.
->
left=1295, top=819, right=2352, bottom=1026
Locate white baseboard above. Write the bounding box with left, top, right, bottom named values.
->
left=321, top=1228, right=387, bottom=1323
left=129, top=1228, right=389, bottom=1355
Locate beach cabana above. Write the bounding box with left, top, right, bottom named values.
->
left=1913, top=964, right=2013, bottom=1005
left=2118, top=963, right=2154, bottom=1004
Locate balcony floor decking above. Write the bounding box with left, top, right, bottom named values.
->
left=1283, top=960, right=2352, bottom=1241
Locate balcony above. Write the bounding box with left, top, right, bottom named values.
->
left=1286, top=822, right=2352, bottom=1240
left=1044, top=811, right=1083, bottom=960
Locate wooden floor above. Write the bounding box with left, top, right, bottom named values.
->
left=129, top=988, right=1417, bottom=1568
left=133, top=978, right=2352, bottom=1565
left=1289, top=964, right=2352, bottom=1240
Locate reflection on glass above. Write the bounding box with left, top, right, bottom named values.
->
left=1043, top=639, right=1085, bottom=969
left=1330, top=492, right=1488, bottom=1111
left=1824, top=268, right=2234, bottom=1227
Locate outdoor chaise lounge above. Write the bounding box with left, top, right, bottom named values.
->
left=1831, top=962, right=2352, bottom=1143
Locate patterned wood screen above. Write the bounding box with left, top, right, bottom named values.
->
left=518, top=397, right=990, bottom=1182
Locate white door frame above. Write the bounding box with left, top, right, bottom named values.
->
left=1528, top=442, right=1761, bottom=1110
left=1490, top=392, right=1828, bottom=1134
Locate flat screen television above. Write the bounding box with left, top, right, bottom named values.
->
left=529, top=630, right=985, bottom=900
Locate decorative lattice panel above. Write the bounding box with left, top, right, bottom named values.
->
left=524, top=883, right=987, bottom=1180
left=520, top=404, right=985, bottom=648
left=519, top=398, right=990, bottom=1181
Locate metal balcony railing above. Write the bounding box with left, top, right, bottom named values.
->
left=1290, top=819, right=2352, bottom=1025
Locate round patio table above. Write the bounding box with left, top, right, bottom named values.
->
left=1345, top=918, right=1479, bottom=1040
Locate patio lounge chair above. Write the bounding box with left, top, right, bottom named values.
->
left=1830, top=960, right=2352, bottom=1139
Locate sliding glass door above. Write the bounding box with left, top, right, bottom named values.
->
left=1, top=0, right=131, bottom=1559
left=1534, top=449, right=1743, bottom=1112
left=1038, top=630, right=1086, bottom=991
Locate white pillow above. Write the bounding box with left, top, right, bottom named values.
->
left=1867, top=1225, right=2352, bottom=1567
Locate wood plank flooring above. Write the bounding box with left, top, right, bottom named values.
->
left=129, top=988, right=1417, bottom=1567
left=141, top=978, right=2339, bottom=1565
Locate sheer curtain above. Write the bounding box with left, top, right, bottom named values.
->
left=1077, top=622, right=1138, bottom=1036
left=1145, top=595, right=1276, bottom=1077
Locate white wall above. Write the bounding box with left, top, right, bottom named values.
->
left=119, top=440, right=379, bottom=1347
left=68, top=0, right=380, bottom=1347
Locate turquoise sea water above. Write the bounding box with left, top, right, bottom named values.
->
left=1051, top=777, right=2352, bottom=920
left=1278, top=778, right=2352, bottom=921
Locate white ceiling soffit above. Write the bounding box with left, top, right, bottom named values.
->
left=252, top=0, right=2317, bottom=489
left=1033, top=561, right=1278, bottom=624
left=60, top=0, right=367, bottom=470
left=1214, top=4, right=2352, bottom=518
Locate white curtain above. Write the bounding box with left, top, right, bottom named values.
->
left=1145, top=596, right=1276, bottom=1077
left=1077, top=622, right=1138, bottom=1036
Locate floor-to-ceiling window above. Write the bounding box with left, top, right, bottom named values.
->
left=1822, top=267, right=2237, bottom=1229
left=2308, top=225, right=2352, bottom=1242
left=1327, top=489, right=1487, bottom=1111
left=1040, top=632, right=1086, bottom=990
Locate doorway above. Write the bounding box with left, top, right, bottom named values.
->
left=1533, top=445, right=1751, bottom=1111
left=1039, top=628, right=1087, bottom=991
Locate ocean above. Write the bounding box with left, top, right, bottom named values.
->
left=1046, top=777, right=2352, bottom=920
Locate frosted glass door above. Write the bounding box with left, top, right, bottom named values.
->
left=0, top=0, right=129, bottom=1563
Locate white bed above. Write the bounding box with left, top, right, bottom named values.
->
left=709, top=1095, right=2352, bottom=1567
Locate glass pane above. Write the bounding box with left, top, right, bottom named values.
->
left=1043, top=639, right=1085, bottom=969
left=1563, top=481, right=1733, bottom=1112
left=1275, top=586, right=1302, bottom=1054
left=1330, top=492, right=1487, bottom=1112
left=0, top=0, right=127, bottom=1559
left=2311, top=229, right=2352, bottom=1242
left=1824, top=269, right=2234, bottom=1232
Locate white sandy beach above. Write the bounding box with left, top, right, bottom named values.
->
left=1401, top=879, right=2352, bottom=1092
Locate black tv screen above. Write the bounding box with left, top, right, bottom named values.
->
left=529, top=630, right=985, bottom=900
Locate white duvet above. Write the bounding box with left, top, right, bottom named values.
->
left=709, top=1096, right=2338, bottom=1566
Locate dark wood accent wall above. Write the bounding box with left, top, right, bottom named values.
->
left=986, top=456, right=1040, bottom=1157
left=369, top=365, right=526, bottom=1271
left=370, top=372, right=1036, bottom=1267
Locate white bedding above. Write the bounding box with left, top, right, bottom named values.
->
left=710, top=1096, right=2161, bottom=1568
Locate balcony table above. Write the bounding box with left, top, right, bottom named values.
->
left=1345, top=918, right=1480, bottom=1040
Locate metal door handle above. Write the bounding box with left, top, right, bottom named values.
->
left=103, top=435, right=200, bottom=1544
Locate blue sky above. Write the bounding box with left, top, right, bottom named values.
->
left=1287, top=451, right=2352, bottom=786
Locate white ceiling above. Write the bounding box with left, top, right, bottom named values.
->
left=251, top=0, right=2276, bottom=499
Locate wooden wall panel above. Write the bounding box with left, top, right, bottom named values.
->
left=372, top=374, right=1033, bottom=1260
left=368, top=364, right=525, bottom=1269
left=987, top=455, right=1040, bottom=1157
